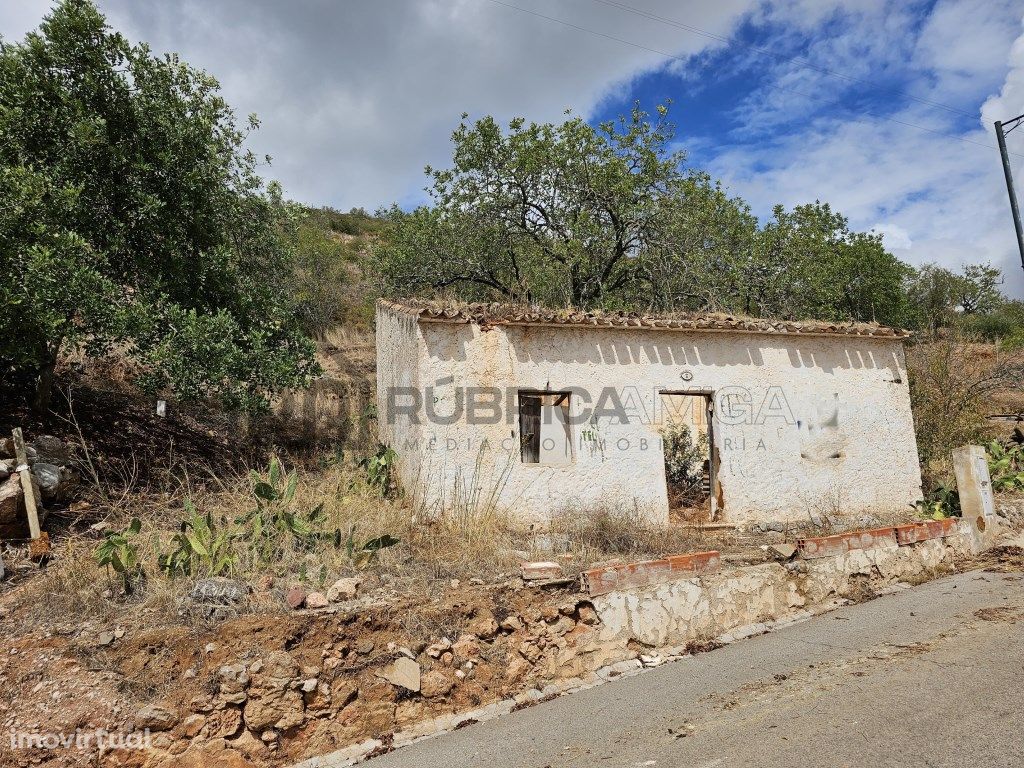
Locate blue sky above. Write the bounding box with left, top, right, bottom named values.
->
left=588, top=0, right=1024, bottom=294
left=593, top=1, right=985, bottom=164
left=3, top=0, right=1024, bottom=294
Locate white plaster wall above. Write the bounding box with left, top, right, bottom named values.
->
left=374, top=306, right=424, bottom=501
left=376, top=307, right=923, bottom=525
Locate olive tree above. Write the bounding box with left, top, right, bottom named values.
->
left=747, top=203, right=913, bottom=326
left=376, top=105, right=685, bottom=308
left=376, top=107, right=915, bottom=327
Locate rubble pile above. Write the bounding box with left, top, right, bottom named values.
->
left=0, top=433, right=77, bottom=539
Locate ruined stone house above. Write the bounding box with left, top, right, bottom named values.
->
left=376, top=299, right=923, bottom=526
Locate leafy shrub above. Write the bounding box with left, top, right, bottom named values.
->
left=987, top=441, right=1024, bottom=493
left=159, top=500, right=238, bottom=577
left=360, top=444, right=398, bottom=497
left=660, top=422, right=709, bottom=507
left=236, top=458, right=326, bottom=564
left=906, top=333, right=1023, bottom=485
left=915, top=482, right=960, bottom=519
left=341, top=526, right=400, bottom=569
left=93, top=518, right=143, bottom=594
left=0, top=1, right=318, bottom=412
left=958, top=299, right=1024, bottom=344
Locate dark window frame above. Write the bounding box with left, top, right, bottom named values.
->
left=517, top=390, right=574, bottom=465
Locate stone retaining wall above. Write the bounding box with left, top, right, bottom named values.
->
left=299, top=521, right=980, bottom=767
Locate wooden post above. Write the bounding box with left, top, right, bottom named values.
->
left=12, top=428, right=41, bottom=540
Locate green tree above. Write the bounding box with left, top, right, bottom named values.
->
left=750, top=203, right=912, bottom=326
left=376, top=105, right=686, bottom=307
left=637, top=173, right=757, bottom=313
left=904, top=263, right=962, bottom=337
left=0, top=0, right=318, bottom=411
left=282, top=205, right=358, bottom=338
left=957, top=263, right=1003, bottom=314
left=905, top=262, right=1007, bottom=337
left=376, top=108, right=913, bottom=327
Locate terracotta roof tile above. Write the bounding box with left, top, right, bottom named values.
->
left=378, top=299, right=911, bottom=339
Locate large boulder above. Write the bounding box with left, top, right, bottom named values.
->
left=30, top=461, right=77, bottom=504
left=31, top=462, right=61, bottom=502
left=183, top=577, right=249, bottom=621
left=188, top=577, right=248, bottom=605
left=0, top=475, right=22, bottom=525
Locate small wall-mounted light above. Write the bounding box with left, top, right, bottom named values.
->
left=680, top=370, right=694, bottom=382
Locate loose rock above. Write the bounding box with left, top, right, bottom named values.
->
left=380, top=657, right=420, bottom=692
left=467, top=608, right=498, bottom=639
left=326, top=577, right=361, bottom=602
left=577, top=603, right=600, bottom=625
left=452, top=634, right=480, bottom=660
left=0, top=475, right=23, bottom=525
left=189, top=578, right=248, bottom=606
left=768, top=543, right=798, bottom=560
left=285, top=585, right=307, bottom=610
left=500, top=615, right=524, bottom=632
left=30, top=462, right=61, bottom=502
left=419, top=670, right=453, bottom=698
left=178, top=714, right=205, bottom=738
left=521, top=561, right=563, bottom=581
left=304, top=591, right=329, bottom=609
left=426, top=638, right=451, bottom=658
left=218, top=663, right=250, bottom=694
left=356, top=639, right=375, bottom=655
left=31, top=435, right=69, bottom=464
left=136, top=705, right=177, bottom=732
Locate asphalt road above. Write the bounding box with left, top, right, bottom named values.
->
left=368, top=569, right=1024, bottom=768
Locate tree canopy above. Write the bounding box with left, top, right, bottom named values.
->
left=0, top=0, right=318, bottom=411
left=375, top=107, right=922, bottom=328
left=377, top=106, right=685, bottom=307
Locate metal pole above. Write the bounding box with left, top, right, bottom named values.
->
left=995, top=119, right=1024, bottom=273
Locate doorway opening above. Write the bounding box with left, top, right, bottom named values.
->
left=659, top=392, right=718, bottom=523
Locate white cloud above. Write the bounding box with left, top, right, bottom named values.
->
left=915, top=0, right=1022, bottom=104
left=3, top=1, right=1024, bottom=297
left=706, top=2, right=1024, bottom=297
left=0, top=0, right=760, bottom=209
left=872, top=222, right=913, bottom=251
left=0, top=0, right=51, bottom=41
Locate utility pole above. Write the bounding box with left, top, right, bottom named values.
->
left=994, top=114, right=1024, bottom=274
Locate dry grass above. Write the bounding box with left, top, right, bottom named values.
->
left=546, top=503, right=721, bottom=575
left=8, top=452, right=741, bottom=630
left=7, top=457, right=521, bottom=626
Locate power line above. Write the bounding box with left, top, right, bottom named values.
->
left=588, top=0, right=979, bottom=121
left=482, top=0, right=1024, bottom=160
